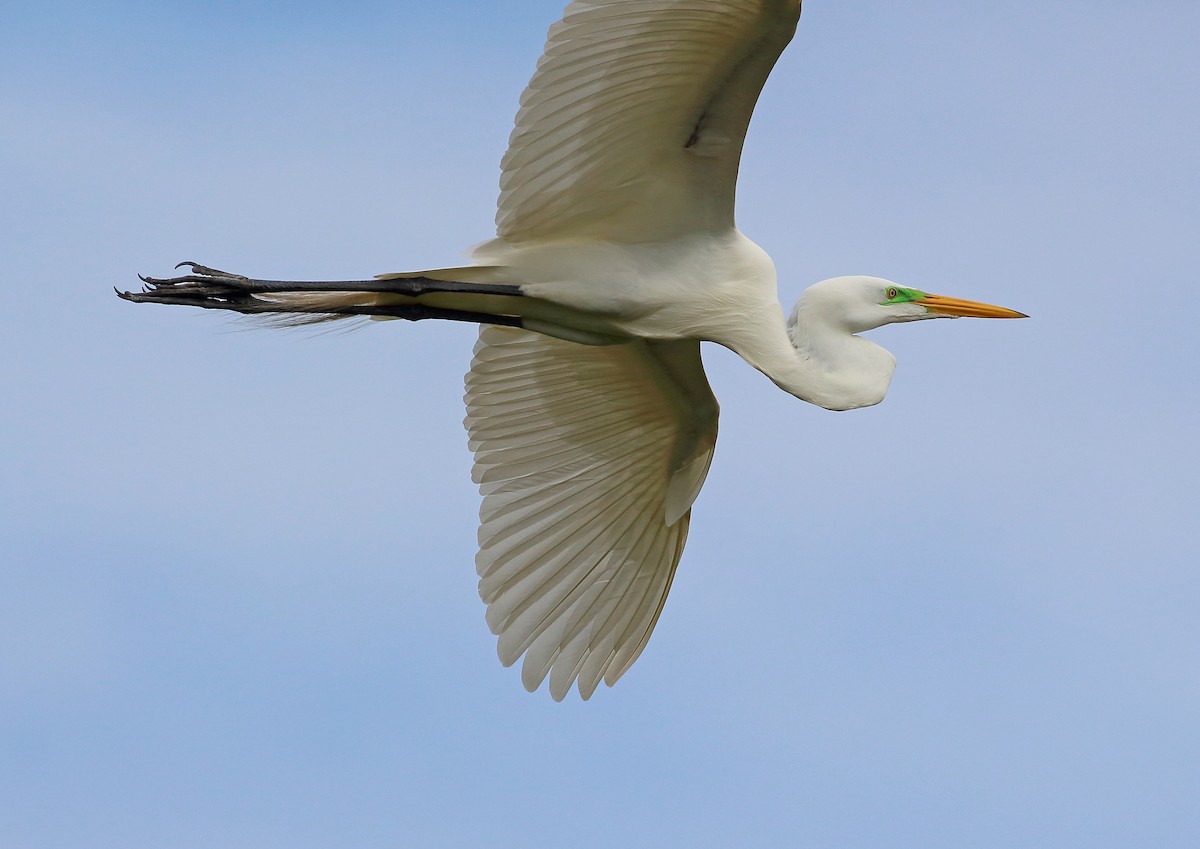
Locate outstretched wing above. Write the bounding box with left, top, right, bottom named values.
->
left=465, top=326, right=718, bottom=700
left=497, top=0, right=801, bottom=243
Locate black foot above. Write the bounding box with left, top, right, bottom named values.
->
left=117, top=261, right=262, bottom=308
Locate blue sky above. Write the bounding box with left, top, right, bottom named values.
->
left=3, top=1, right=1198, bottom=846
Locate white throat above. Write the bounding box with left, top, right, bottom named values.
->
left=722, top=300, right=897, bottom=412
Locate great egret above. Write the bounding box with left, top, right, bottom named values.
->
left=120, top=0, right=1026, bottom=700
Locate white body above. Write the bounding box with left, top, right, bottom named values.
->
left=468, top=233, right=898, bottom=411
left=138, top=0, right=1022, bottom=700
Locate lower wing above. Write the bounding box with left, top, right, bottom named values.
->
left=464, top=326, right=718, bottom=699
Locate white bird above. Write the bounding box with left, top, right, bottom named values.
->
left=121, top=0, right=1025, bottom=700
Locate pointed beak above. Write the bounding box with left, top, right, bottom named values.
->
left=917, top=293, right=1028, bottom=319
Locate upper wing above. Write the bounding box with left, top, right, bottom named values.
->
left=465, top=326, right=718, bottom=700
left=496, top=0, right=801, bottom=244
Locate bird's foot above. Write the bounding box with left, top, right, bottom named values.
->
left=118, top=262, right=259, bottom=307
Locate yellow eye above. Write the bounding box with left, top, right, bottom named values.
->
left=886, top=287, right=898, bottom=300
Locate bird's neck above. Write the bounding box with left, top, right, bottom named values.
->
left=729, top=304, right=896, bottom=411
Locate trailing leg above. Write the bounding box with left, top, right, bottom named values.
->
left=117, top=261, right=526, bottom=326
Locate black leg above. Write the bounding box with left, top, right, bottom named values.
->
left=116, top=261, right=525, bottom=327
left=120, top=261, right=524, bottom=301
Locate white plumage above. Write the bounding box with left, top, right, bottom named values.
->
left=495, top=0, right=800, bottom=242
left=467, top=326, right=709, bottom=699
left=123, top=0, right=1025, bottom=700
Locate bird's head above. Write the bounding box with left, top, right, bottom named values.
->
left=791, top=275, right=1027, bottom=335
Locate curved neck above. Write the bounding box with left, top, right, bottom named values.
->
left=726, top=303, right=895, bottom=411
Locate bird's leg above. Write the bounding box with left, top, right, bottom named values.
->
left=116, top=261, right=526, bottom=326
left=121, top=261, right=524, bottom=300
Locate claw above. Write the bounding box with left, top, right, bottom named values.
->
left=116, top=287, right=159, bottom=303
left=173, top=261, right=248, bottom=280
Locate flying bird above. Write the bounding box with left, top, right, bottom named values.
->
left=120, top=0, right=1025, bottom=700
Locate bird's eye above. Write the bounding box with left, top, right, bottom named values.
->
left=886, top=287, right=898, bottom=300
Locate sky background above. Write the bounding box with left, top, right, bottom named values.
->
left=3, top=1, right=1198, bottom=846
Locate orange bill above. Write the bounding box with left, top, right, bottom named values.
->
left=919, top=294, right=1028, bottom=319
